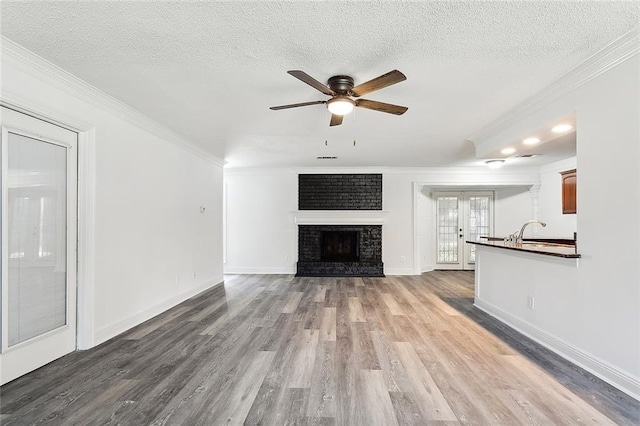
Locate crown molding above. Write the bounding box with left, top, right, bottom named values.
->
left=1, top=36, right=225, bottom=167
left=467, top=25, right=640, bottom=146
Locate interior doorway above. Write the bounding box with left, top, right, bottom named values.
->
left=435, top=191, right=493, bottom=270
left=1, top=106, right=78, bottom=385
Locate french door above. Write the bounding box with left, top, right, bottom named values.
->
left=435, top=191, right=493, bottom=270
left=1, top=107, right=78, bottom=385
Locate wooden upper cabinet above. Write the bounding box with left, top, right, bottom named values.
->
left=560, top=169, right=577, bottom=214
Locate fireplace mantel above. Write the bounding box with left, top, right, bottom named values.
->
left=294, top=210, right=388, bottom=225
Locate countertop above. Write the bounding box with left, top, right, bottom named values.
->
left=467, top=238, right=581, bottom=258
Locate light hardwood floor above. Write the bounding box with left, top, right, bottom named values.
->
left=1, top=272, right=638, bottom=425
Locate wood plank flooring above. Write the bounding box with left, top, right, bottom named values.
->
left=1, top=272, right=638, bottom=425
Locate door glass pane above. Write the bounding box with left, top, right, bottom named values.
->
left=468, top=196, right=491, bottom=263
left=7, top=133, right=67, bottom=346
left=437, top=196, right=458, bottom=263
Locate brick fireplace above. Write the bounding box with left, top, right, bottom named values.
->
left=295, top=174, right=384, bottom=277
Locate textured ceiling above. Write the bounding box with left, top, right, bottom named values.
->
left=1, top=1, right=638, bottom=168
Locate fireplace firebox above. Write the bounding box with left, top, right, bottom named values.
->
left=321, top=231, right=359, bottom=262
left=296, top=225, right=383, bottom=277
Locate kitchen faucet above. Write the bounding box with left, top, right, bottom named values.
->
left=518, top=220, right=547, bottom=243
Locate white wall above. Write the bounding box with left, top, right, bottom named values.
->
left=1, top=38, right=225, bottom=347
left=223, top=170, right=297, bottom=274
left=417, top=188, right=434, bottom=272
left=494, top=187, right=531, bottom=237
left=93, top=123, right=224, bottom=343
left=472, top=54, right=639, bottom=398
left=382, top=172, right=417, bottom=274
left=538, top=157, right=578, bottom=238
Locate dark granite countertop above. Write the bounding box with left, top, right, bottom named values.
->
left=467, top=238, right=581, bottom=258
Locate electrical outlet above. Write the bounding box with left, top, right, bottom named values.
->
left=176, top=274, right=181, bottom=285
left=527, top=296, right=535, bottom=310
left=193, top=272, right=197, bottom=279
left=286, top=255, right=290, bottom=261
left=400, top=256, right=406, bottom=263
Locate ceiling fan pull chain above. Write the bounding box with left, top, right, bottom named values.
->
left=353, top=108, right=357, bottom=147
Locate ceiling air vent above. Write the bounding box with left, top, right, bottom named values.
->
left=516, top=154, right=540, bottom=158
left=317, top=156, right=338, bottom=160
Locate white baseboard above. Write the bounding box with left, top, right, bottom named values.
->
left=94, top=277, right=224, bottom=346
left=474, top=298, right=640, bottom=401
left=384, top=267, right=417, bottom=276
left=224, top=266, right=419, bottom=276
left=223, top=266, right=296, bottom=275
left=421, top=265, right=435, bottom=273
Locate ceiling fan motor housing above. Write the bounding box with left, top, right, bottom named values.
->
left=327, top=75, right=355, bottom=94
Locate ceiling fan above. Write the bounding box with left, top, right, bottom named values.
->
left=270, top=70, right=408, bottom=126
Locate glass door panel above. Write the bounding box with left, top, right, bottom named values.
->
left=7, top=134, right=68, bottom=346
left=466, top=194, right=492, bottom=264
left=436, top=196, right=460, bottom=264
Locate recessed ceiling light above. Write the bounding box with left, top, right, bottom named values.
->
left=523, top=137, right=541, bottom=145
left=551, top=123, right=573, bottom=133
left=317, top=156, right=338, bottom=160
left=485, top=159, right=505, bottom=169
left=501, top=147, right=516, bottom=155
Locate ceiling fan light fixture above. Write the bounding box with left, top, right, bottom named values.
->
left=327, top=96, right=355, bottom=115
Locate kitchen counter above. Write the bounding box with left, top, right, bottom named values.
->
left=467, top=238, right=581, bottom=258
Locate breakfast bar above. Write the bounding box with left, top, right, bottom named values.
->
left=467, top=237, right=581, bottom=310
left=468, top=237, right=581, bottom=259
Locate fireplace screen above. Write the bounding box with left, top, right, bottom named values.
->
left=321, top=231, right=359, bottom=262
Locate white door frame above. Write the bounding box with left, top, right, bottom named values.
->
left=0, top=99, right=97, bottom=351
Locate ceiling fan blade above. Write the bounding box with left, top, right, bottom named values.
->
left=329, top=114, right=343, bottom=126
left=288, top=70, right=336, bottom=96
left=355, top=99, right=408, bottom=115
left=270, top=100, right=326, bottom=110
left=350, top=70, right=406, bottom=97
